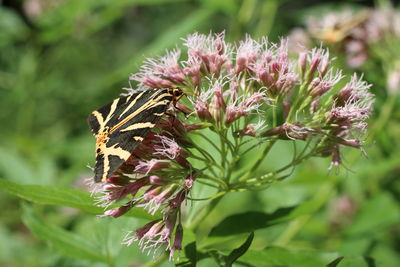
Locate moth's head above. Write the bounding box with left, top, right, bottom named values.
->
left=170, top=88, right=183, bottom=98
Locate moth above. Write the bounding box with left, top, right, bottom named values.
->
left=311, top=10, right=370, bottom=43
left=88, top=88, right=183, bottom=182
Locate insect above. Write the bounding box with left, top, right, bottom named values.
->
left=88, top=88, right=183, bottom=183
left=311, top=10, right=370, bottom=43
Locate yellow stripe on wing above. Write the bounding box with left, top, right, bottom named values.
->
left=119, top=122, right=156, bottom=132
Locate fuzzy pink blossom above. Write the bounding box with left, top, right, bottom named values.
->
left=88, top=32, right=374, bottom=261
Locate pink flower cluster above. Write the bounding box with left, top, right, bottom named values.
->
left=91, top=32, right=374, bottom=260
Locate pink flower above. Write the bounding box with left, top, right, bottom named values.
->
left=88, top=32, right=375, bottom=261
left=309, top=69, right=343, bottom=97
left=183, top=32, right=231, bottom=76
left=235, top=35, right=261, bottom=73
left=130, top=49, right=186, bottom=88
left=135, top=159, right=170, bottom=174
left=169, top=224, right=183, bottom=260
left=335, top=74, right=373, bottom=107
left=250, top=38, right=299, bottom=97
left=154, top=135, right=186, bottom=160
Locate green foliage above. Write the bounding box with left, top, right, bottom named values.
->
left=1, top=0, right=400, bottom=266
left=0, top=179, right=154, bottom=219
left=21, top=204, right=109, bottom=263
left=239, top=247, right=337, bottom=267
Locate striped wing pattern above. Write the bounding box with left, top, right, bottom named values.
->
left=88, top=88, right=174, bottom=182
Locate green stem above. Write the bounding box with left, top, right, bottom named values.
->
left=189, top=153, right=224, bottom=173
left=239, top=140, right=276, bottom=182
left=192, top=132, right=222, bottom=153
left=234, top=140, right=318, bottom=188
left=219, top=131, right=227, bottom=178
left=191, top=142, right=218, bottom=165
left=272, top=100, right=278, bottom=127
left=195, top=179, right=219, bottom=188
left=187, top=193, right=225, bottom=231
left=286, top=83, right=307, bottom=122
left=200, top=174, right=229, bottom=190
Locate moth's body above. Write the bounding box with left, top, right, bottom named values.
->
left=88, top=88, right=183, bottom=182
left=314, top=10, right=369, bottom=43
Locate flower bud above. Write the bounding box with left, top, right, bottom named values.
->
left=209, top=95, right=222, bottom=122
left=299, top=51, right=307, bottom=77
left=237, top=124, right=257, bottom=137
left=169, top=224, right=183, bottom=260
left=337, top=138, right=361, bottom=148
left=102, top=202, right=134, bottom=218
left=183, top=122, right=212, bottom=131
left=149, top=175, right=167, bottom=186
left=135, top=159, right=170, bottom=174
left=195, top=100, right=213, bottom=122
left=310, top=97, right=321, bottom=112
left=154, top=184, right=179, bottom=205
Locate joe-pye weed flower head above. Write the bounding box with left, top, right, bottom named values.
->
left=90, top=32, right=374, bottom=260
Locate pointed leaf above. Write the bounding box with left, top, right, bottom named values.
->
left=209, top=208, right=295, bottom=236
left=328, top=256, right=374, bottom=267
left=239, top=247, right=338, bottom=267
left=0, top=179, right=153, bottom=219
left=225, top=232, right=254, bottom=267
left=21, top=204, right=109, bottom=262
left=176, top=242, right=197, bottom=267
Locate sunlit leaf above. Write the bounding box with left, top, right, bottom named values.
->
left=239, top=247, right=338, bottom=267
left=327, top=256, right=373, bottom=267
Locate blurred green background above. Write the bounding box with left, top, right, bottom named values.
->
left=1, top=0, right=399, bottom=266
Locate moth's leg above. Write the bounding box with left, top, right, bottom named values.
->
left=172, top=95, right=191, bottom=118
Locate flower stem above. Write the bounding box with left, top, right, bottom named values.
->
left=187, top=193, right=225, bottom=231
left=286, top=83, right=307, bottom=122
left=239, top=140, right=276, bottom=182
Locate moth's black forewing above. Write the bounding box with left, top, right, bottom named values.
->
left=87, top=95, right=130, bottom=135
left=89, top=89, right=173, bottom=182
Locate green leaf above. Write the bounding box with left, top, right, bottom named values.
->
left=21, top=203, right=109, bottom=262
left=176, top=242, right=197, bottom=267
left=327, top=257, right=344, bottom=267
left=225, top=232, right=254, bottom=267
left=0, top=7, right=28, bottom=47
left=209, top=207, right=295, bottom=236
left=239, top=247, right=337, bottom=267
left=345, top=193, right=400, bottom=237
left=0, top=148, right=35, bottom=184
left=0, top=179, right=153, bottom=219
left=327, top=256, right=374, bottom=267
left=38, top=0, right=191, bottom=43
left=209, top=181, right=334, bottom=237
left=175, top=228, right=198, bottom=266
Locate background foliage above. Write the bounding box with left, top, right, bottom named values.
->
left=0, top=0, right=399, bottom=266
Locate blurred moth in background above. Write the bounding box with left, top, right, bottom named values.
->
left=307, top=9, right=370, bottom=43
